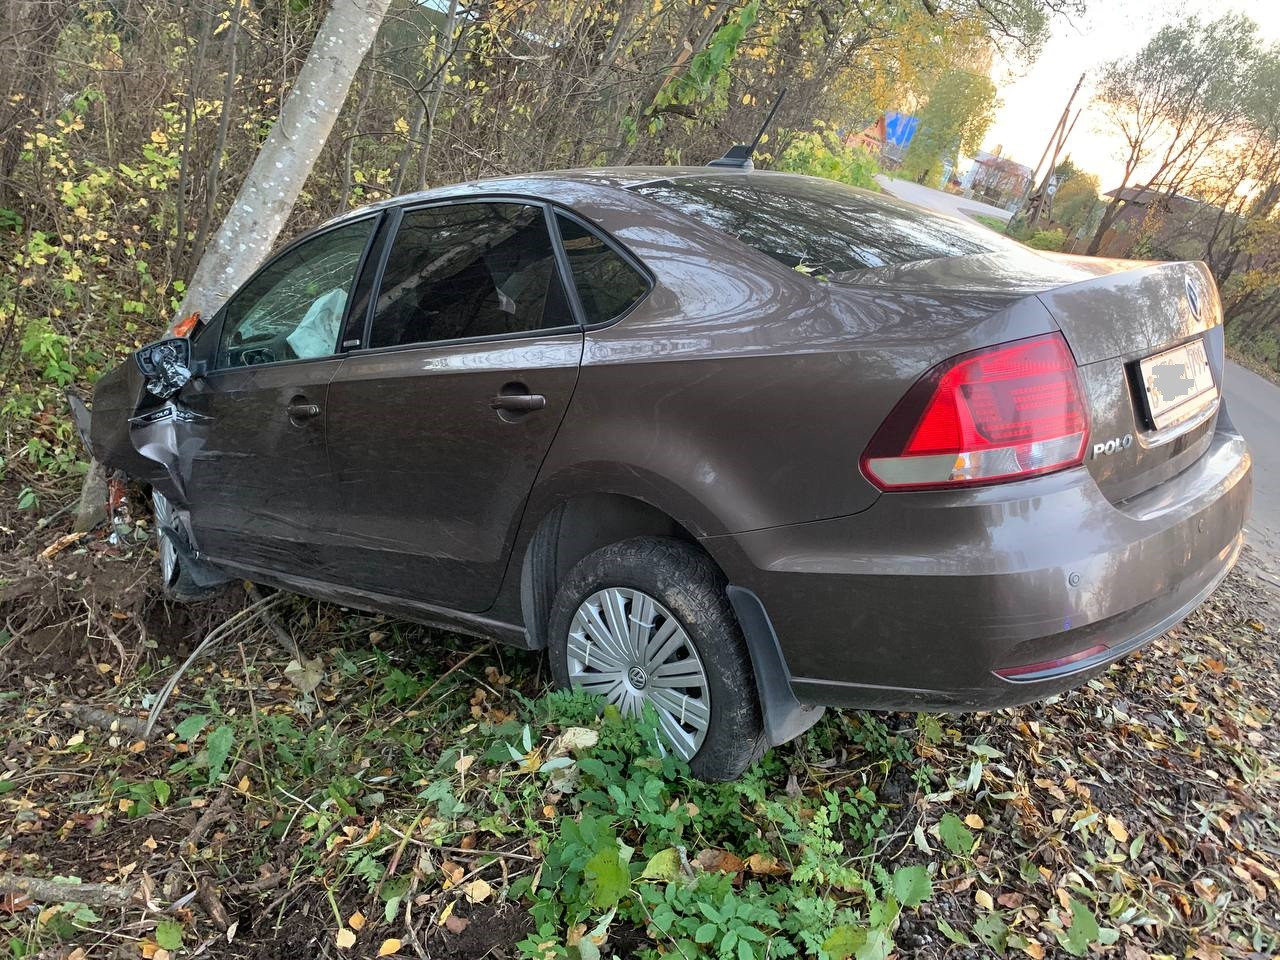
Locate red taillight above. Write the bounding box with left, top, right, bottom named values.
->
left=862, top=333, right=1089, bottom=490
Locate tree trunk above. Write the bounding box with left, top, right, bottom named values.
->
left=177, top=0, right=392, bottom=320
left=1085, top=194, right=1127, bottom=256
left=78, top=0, right=391, bottom=527
left=185, top=0, right=243, bottom=280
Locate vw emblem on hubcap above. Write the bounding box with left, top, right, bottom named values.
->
left=627, top=665, right=648, bottom=689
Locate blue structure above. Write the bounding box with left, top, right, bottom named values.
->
left=884, top=112, right=919, bottom=150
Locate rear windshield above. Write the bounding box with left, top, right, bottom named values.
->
left=630, top=174, right=1003, bottom=277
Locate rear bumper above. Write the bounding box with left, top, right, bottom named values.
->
left=705, top=420, right=1252, bottom=711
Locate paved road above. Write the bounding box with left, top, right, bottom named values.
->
left=1225, top=361, right=1280, bottom=571
left=875, top=175, right=1014, bottom=223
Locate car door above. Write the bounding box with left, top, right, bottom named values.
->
left=174, top=215, right=379, bottom=579
left=324, top=200, right=584, bottom=612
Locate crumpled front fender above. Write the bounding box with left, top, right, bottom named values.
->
left=82, top=358, right=195, bottom=507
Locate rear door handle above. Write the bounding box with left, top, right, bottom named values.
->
left=489, top=394, right=546, bottom=412
left=287, top=401, right=322, bottom=420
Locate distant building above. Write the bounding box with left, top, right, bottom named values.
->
left=965, top=147, right=1032, bottom=210
left=844, top=115, right=886, bottom=155
left=1091, top=186, right=1223, bottom=259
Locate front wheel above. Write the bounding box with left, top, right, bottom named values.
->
left=547, top=537, right=766, bottom=781
left=151, top=490, right=220, bottom=602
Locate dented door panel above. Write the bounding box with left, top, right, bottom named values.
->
left=178, top=358, right=345, bottom=578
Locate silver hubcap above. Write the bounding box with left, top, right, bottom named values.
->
left=566, top=587, right=710, bottom=759
left=152, top=491, right=178, bottom=587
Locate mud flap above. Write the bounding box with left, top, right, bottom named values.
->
left=726, top=585, right=826, bottom=747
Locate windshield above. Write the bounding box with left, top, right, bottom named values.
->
left=630, top=174, right=1011, bottom=278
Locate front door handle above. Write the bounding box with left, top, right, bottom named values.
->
left=287, top=400, right=322, bottom=421
left=489, top=394, right=546, bottom=412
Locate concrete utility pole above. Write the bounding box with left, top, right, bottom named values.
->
left=1008, top=73, right=1085, bottom=232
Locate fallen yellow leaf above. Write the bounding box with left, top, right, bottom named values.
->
left=964, top=814, right=985, bottom=830
left=1106, top=815, right=1129, bottom=843
left=464, top=878, right=492, bottom=903
left=745, top=852, right=789, bottom=876
left=1023, top=941, right=1045, bottom=959
left=378, top=938, right=402, bottom=956
left=336, top=928, right=356, bottom=949
left=975, top=889, right=994, bottom=911
left=349, top=911, right=366, bottom=931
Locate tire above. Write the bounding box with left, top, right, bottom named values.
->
left=151, top=490, right=220, bottom=602
left=547, top=536, right=766, bottom=781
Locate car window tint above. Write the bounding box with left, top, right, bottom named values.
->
left=217, top=218, right=373, bottom=369
left=369, top=202, right=570, bottom=349
left=630, top=175, right=1007, bottom=276
left=554, top=214, right=647, bottom=324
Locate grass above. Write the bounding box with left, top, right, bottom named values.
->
left=1, top=496, right=1278, bottom=959
left=970, top=214, right=1011, bottom=233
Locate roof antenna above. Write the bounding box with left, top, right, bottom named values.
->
left=707, top=88, right=787, bottom=170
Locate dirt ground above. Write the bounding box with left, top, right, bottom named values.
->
left=1, top=486, right=1278, bottom=959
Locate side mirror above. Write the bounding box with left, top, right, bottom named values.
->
left=135, top=337, right=193, bottom=399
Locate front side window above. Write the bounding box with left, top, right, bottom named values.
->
left=631, top=175, right=1009, bottom=277
left=369, top=202, right=571, bottom=349
left=554, top=213, right=648, bottom=325
left=217, top=218, right=374, bottom=369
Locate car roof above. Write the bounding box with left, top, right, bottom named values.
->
left=319, top=166, right=800, bottom=228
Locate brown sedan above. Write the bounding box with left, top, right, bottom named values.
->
left=85, top=168, right=1252, bottom=779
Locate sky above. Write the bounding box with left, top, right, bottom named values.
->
left=983, top=0, right=1280, bottom=190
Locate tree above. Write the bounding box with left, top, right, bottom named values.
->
left=75, top=0, right=391, bottom=530
left=897, top=69, right=998, bottom=187
left=1197, top=47, right=1280, bottom=294
left=178, top=0, right=393, bottom=321
left=1085, top=13, right=1260, bottom=255
left=1052, top=164, right=1100, bottom=235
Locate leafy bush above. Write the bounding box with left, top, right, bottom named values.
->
left=1027, top=228, right=1066, bottom=251
left=515, top=700, right=932, bottom=960
left=776, top=130, right=880, bottom=190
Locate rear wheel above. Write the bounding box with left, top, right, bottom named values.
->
left=547, top=537, right=765, bottom=781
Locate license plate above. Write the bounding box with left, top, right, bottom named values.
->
left=1138, top=339, right=1217, bottom=430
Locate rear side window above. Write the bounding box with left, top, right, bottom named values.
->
left=369, top=202, right=572, bottom=349
left=554, top=213, right=648, bottom=324
left=631, top=176, right=1003, bottom=277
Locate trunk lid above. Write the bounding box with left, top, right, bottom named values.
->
left=836, top=250, right=1224, bottom=502
left=1040, top=259, right=1224, bottom=503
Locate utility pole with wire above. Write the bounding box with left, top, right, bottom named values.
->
left=1008, top=72, right=1085, bottom=233
left=1027, top=106, right=1081, bottom=228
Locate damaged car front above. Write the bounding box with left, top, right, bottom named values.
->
left=78, top=330, right=228, bottom=597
